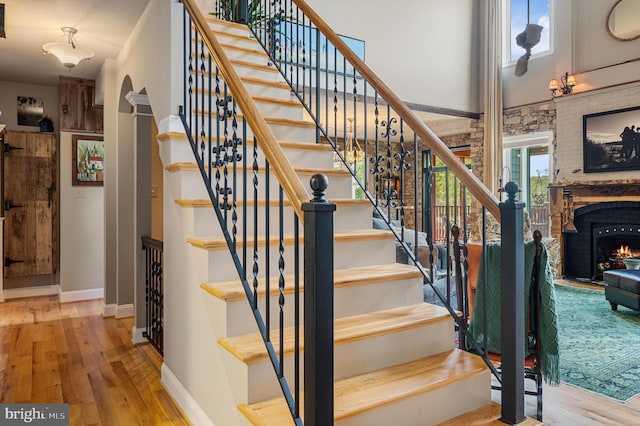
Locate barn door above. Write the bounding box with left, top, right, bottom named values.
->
left=3, top=131, right=56, bottom=277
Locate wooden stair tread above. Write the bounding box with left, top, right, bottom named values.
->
left=193, top=110, right=315, bottom=128
left=165, top=161, right=351, bottom=177
left=187, top=228, right=394, bottom=251
left=175, top=198, right=370, bottom=208
left=240, top=75, right=291, bottom=89
left=219, top=303, right=452, bottom=364
left=201, top=263, right=422, bottom=302
left=205, top=15, right=249, bottom=31
left=230, top=58, right=279, bottom=72
left=238, top=349, right=486, bottom=424
left=436, top=402, right=543, bottom=426
left=158, top=131, right=331, bottom=151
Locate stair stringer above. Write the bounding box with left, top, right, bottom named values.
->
left=161, top=135, right=251, bottom=426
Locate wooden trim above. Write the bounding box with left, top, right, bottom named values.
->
left=183, top=0, right=310, bottom=222
left=292, top=0, right=500, bottom=220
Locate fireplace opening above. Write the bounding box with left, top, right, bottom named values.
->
left=593, top=225, right=640, bottom=280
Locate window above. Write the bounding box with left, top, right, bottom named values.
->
left=503, top=131, right=553, bottom=237
left=503, top=0, right=551, bottom=63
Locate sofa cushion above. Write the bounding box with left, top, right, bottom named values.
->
left=603, top=269, right=640, bottom=294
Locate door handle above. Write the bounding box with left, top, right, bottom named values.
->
left=2, top=142, right=24, bottom=153
left=5, top=257, right=25, bottom=267
left=4, top=200, right=24, bottom=211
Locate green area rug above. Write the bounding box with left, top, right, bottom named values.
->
left=556, top=284, right=640, bottom=402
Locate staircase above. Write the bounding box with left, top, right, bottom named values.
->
left=155, top=11, right=518, bottom=424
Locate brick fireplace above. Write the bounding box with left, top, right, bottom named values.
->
left=550, top=181, right=640, bottom=280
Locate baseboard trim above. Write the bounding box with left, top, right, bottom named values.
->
left=103, top=303, right=116, bottom=317
left=116, top=304, right=134, bottom=318
left=2, top=284, right=60, bottom=300
left=132, top=327, right=147, bottom=345
left=60, top=287, right=104, bottom=303
left=161, top=363, right=214, bottom=426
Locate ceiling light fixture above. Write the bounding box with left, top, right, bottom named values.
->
left=42, top=27, right=94, bottom=69
left=549, top=72, right=576, bottom=98
left=342, top=118, right=365, bottom=164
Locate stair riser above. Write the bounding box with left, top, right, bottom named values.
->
left=231, top=64, right=281, bottom=82
left=213, top=32, right=264, bottom=52
left=210, top=22, right=258, bottom=43
left=206, top=276, right=425, bottom=338
left=201, top=238, right=397, bottom=282
left=187, top=112, right=316, bottom=143
left=241, top=80, right=292, bottom=100
left=160, top=136, right=333, bottom=170
left=185, top=202, right=372, bottom=237
left=338, top=372, right=491, bottom=426
left=168, top=168, right=354, bottom=200
left=189, top=99, right=304, bottom=124
left=230, top=320, right=456, bottom=404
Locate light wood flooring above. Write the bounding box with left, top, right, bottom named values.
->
left=1, top=295, right=639, bottom=425
left=0, top=296, right=188, bottom=425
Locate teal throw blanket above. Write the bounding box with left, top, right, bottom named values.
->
left=468, top=241, right=560, bottom=386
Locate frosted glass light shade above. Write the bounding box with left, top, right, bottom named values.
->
left=42, top=27, right=94, bottom=69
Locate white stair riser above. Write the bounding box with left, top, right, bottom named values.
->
left=187, top=112, right=316, bottom=143
left=242, top=80, right=292, bottom=100
left=184, top=202, right=372, bottom=237
left=232, top=64, right=281, bottom=82
left=201, top=237, right=397, bottom=282
left=214, top=33, right=264, bottom=53
left=339, top=372, right=491, bottom=426
left=208, top=276, right=425, bottom=338
left=233, top=320, right=455, bottom=403
left=160, top=136, right=333, bottom=170
left=209, top=21, right=251, bottom=37
left=251, top=99, right=304, bottom=121
left=168, top=168, right=354, bottom=201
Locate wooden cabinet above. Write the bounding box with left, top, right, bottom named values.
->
left=2, top=131, right=57, bottom=277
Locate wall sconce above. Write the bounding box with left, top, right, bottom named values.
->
left=549, top=72, right=576, bottom=98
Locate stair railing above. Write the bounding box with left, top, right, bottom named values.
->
left=211, top=0, right=529, bottom=421
left=141, top=236, right=164, bottom=355
left=179, top=0, right=335, bottom=423
left=221, top=0, right=498, bottom=348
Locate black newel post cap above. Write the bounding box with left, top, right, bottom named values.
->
left=504, top=181, right=519, bottom=202
left=310, top=173, right=329, bottom=203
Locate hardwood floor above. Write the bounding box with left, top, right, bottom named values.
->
left=0, top=296, right=188, bottom=425
left=1, top=296, right=639, bottom=425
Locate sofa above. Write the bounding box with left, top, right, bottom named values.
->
left=603, top=269, right=640, bottom=312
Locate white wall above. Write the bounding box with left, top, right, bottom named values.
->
left=306, top=0, right=479, bottom=113
left=503, top=0, right=640, bottom=108
left=59, top=131, right=105, bottom=293
left=0, top=81, right=59, bottom=132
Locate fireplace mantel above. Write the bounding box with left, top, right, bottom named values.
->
left=549, top=180, right=640, bottom=277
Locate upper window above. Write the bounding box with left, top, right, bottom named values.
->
left=504, top=0, right=551, bottom=63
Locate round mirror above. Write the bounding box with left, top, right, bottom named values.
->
left=607, top=0, right=640, bottom=41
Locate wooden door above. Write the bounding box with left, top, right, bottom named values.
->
left=3, top=131, right=57, bottom=277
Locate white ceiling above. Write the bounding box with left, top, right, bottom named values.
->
left=0, top=0, right=150, bottom=86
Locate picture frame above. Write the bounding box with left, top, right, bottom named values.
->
left=583, top=105, right=640, bottom=173
left=72, top=134, right=104, bottom=186
left=17, top=96, right=43, bottom=126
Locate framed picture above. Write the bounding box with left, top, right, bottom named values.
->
left=17, top=96, right=43, bottom=126
left=72, top=134, right=104, bottom=186
left=583, top=106, right=640, bottom=173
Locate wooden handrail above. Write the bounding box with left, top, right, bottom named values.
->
left=182, top=0, right=310, bottom=222
left=292, top=0, right=501, bottom=221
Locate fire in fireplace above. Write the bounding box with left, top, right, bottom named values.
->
left=594, top=225, right=640, bottom=279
